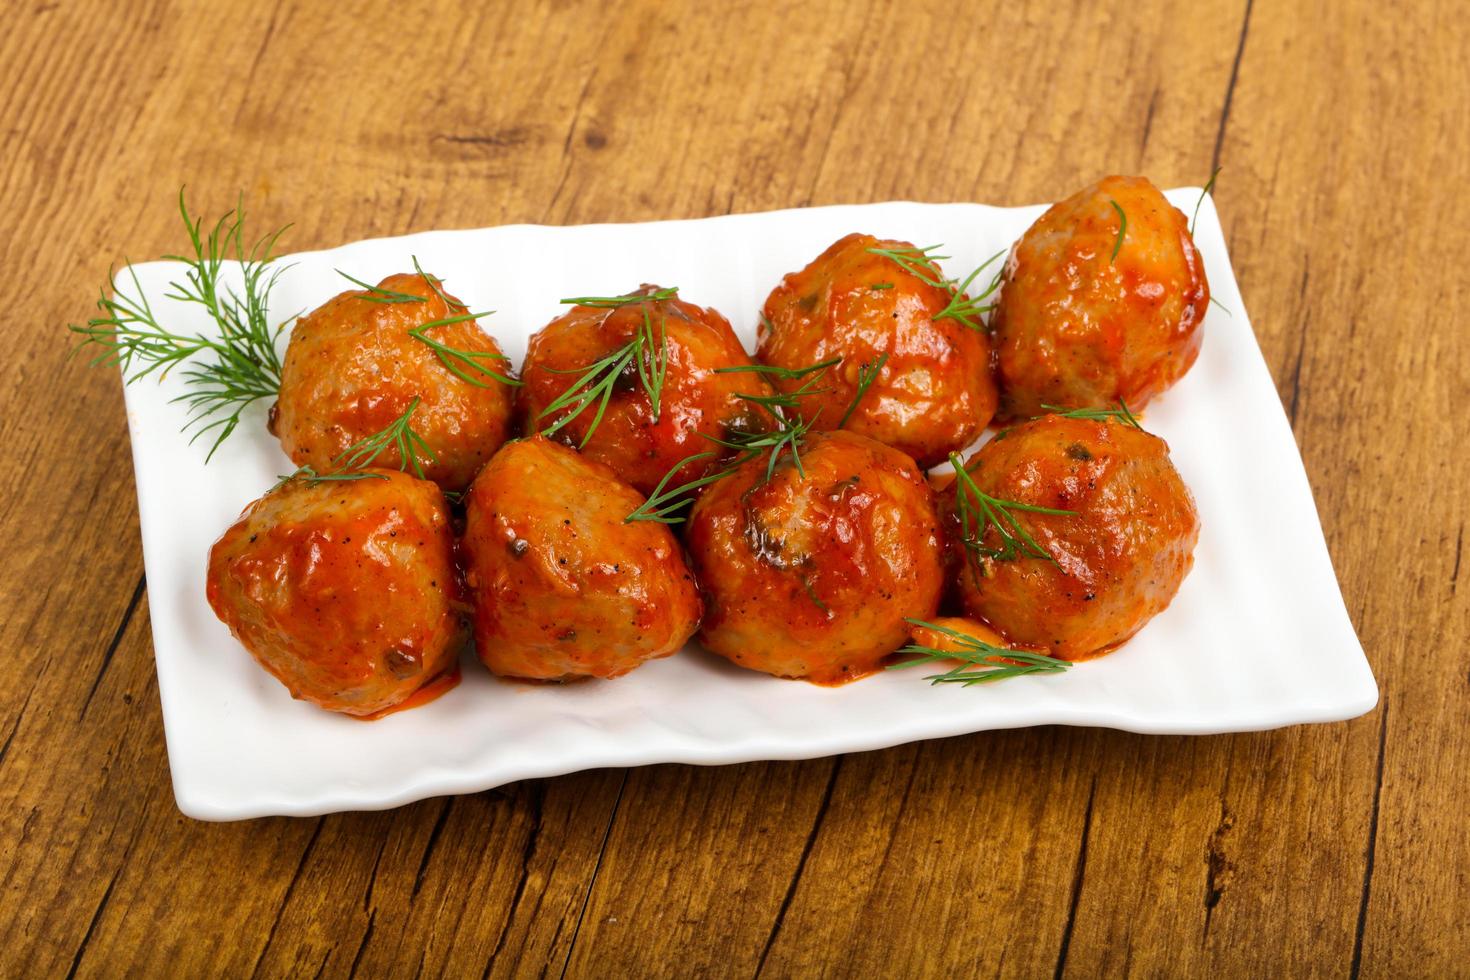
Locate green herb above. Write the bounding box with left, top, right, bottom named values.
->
left=538, top=298, right=670, bottom=446
left=714, top=357, right=842, bottom=380
left=866, top=243, right=950, bottom=288
left=706, top=407, right=825, bottom=484
left=932, top=249, right=1007, bottom=330
left=69, top=190, right=290, bottom=461
left=1190, top=167, right=1221, bottom=235
left=801, top=576, right=829, bottom=613
left=623, top=451, right=733, bottom=524
left=626, top=354, right=881, bottom=523
left=732, top=361, right=835, bottom=414
left=278, top=397, right=437, bottom=487
left=411, top=256, right=464, bottom=312
left=1108, top=199, right=1127, bottom=263
left=1209, top=294, right=1232, bottom=317
left=559, top=286, right=680, bottom=308
left=336, top=269, right=425, bottom=304
left=1038, top=399, right=1142, bottom=429
left=870, top=282, right=894, bottom=290
left=866, top=244, right=1008, bottom=330
left=949, top=451, right=1073, bottom=565
left=407, top=312, right=520, bottom=388
left=889, top=618, right=1071, bottom=685
left=838, top=353, right=888, bottom=427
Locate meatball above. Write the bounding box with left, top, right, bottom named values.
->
left=516, top=285, right=772, bottom=496
left=206, top=469, right=467, bottom=717
left=758, top=233, right=999, bottom=468
left=943, top=414, right=1199, bottom=659
left=991, top=176, right=1209, bottom=419
left=273, top=271, right=517, bottom=491
left=686, top=430, right=944, bottom=684
left=460, top=436, right=702, bottom=681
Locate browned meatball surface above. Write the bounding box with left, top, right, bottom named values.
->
left=991, top=176, right=1209, bottom=419
left=206, top=469, right=467, bottom=717
left=273, top=271, right=517, bottom=491
left=686, top=430, right=944, bottom=684
left=758, top=233, right=998, bottom=468
left=460, top=436, right=702, bottom=682
left=516, top=286, right=771, bottom=496
left=943, top=415, right=1199, bottom=660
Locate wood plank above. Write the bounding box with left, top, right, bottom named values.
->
left=0, top=0, right=1465, bottom=975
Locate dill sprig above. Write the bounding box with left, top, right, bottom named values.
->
left=69, top=190, right=290, bottom=461
left=1108, top=199, right=1127, bottom=263
left=407, top=313, right=520, bottom=389
left=949, top=451, right=1073, bottom=565
left=559, top=286, right=680, bottom=308
left=865, top=244, right=1007, bottom=330
left=338, top=258, right=519, bottom=388
left=1038, top=399, right=1142, bottom=429
left=888, top=618, right=1071, bottom=685
left=623, top=417, right=819, bottom=523
left=626, top=357, right=873, bottom=524
left=538, top=295, right=671, bottom=446
left=623, top=451, right=733, bottom=524
left=838, top=353, right=888, bottom=428
left=715, top=357, right=841, bottom=381
left=336, top=270, right=425, bottom=303
left=278, top=397, right=437, bottom=487
left=411, top=256, right=464, bottom=312
left=1190, top=167, right=1221, bottom=234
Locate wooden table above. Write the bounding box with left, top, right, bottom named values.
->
left=4, top=1, right=1465, bottom=975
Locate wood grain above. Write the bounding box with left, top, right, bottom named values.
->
left=1, top=0, right=1465, bottom=975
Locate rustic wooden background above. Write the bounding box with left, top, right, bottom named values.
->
left=3, top=0, right=1465, bottom=975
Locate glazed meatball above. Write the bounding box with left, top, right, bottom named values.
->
left=273, top=272, right=517, bottom=491
left=460, top=436, right=702, bottom=681
left=758, top=233, right=998, bottom=468
left=516, top=286, right=771, bottom=496
left=686, top=430, right=944, bottom=684
left=943, top=415, right=1199, bottom=659
left=991, top=176, right=1209, bottom=419
left=206, top=470, right=467, bottom=717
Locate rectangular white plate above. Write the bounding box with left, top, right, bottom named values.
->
left=116, top=190, right=1376, bottom=820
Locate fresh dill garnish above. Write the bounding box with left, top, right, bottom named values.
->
left=870, top=282, right=894, bottom=290
left=1038, top=399, right=1142, bottom=429
left=730, top=360, right=835, bottom=413
left=715, top=357, right=842, bottom=380
left=537, top=293, right=671, bottom=446
left=623, top=451, right=732, bottom=524
left=933, top=249, right=1007, bottom=329
left=866, top=243, right=950, bottom=288
left=801, top=576, right=829, bottom=613
left=706, top=407, right=825, bottom=484
left=949, top=451, right=1073, bottom=565
left=407, top=313, right=520, bottom=388
left=277, top=397, right=437, bottom=487
left=1190, top=167, right=1221, bottom=235
left=626, top=356, right=880, bottom=523
left=888, top=619, right=1071, bottom=685
left=1108, top=199, right=1127, bottom=263
left=1209, top=295, right=1232, bottom=317
left=838, top=353, right=888, bottom=427
left=69, top=190, right=290, bottom=461
left=336, top=270, right=425, bottom=303
left=411, top=256, right=464, bottom=311
left=336, top=260, right=518, bottom=389
left=559, top=286, right=680, bottom=308
left=865, top=244, right=1007, bottom=330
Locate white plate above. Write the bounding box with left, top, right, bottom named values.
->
left=116, top=191, right=1377, bottom=821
